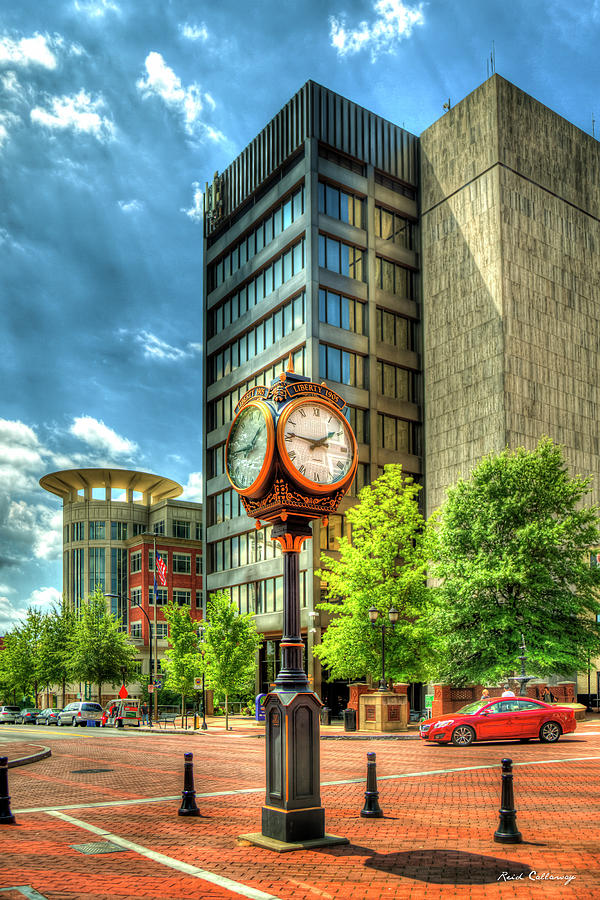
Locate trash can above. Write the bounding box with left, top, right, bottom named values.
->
left=255, top=693, right=267, bottom=722
left=343, top=708, right=356, bottom=732
left=320, top=707, right=331, bottom=726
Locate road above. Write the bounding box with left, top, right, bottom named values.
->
left=1, top=720, right=599, bottom=898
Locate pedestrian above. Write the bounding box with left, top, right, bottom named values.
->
left=501, top=684, right=515, bottom=697
left=141, top=700, right=149, bottom=726
left=543, top=688, right=555, bottom=703
left=480, top=689, right=490, bottom=701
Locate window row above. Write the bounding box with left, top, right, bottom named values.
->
left=131, top=622, right=169, bottom=640
left=208, top=237, right=305, bottom=337
left=345, top=406, right=369, bottom=444
left=378, top=414, right=421, bottom=455
left=207, top=185, right=304, bottom=292
left=374, top=170, right=416, bottom=200
left=319, top=142, right=366, bottom=176
left=319, top=342, right=366, bottom=388
left=318, top=181, right=364, bottom=228
left=209, top=293, right=305, bottom=382
left=320, top=513, right=352, bottom=552
left=130, top=587, right=197, bottom=608
left=318, top=234, right=365, bottom=281
left=207, top=347, right=306, bottom=433
left=375, top=256, right=415, bottom=298
left=209, top=488, right=244, bottom=527
left=318, top=288, right=366, bottom=334
left=67, top=520, right=201, bottom=542
left=374, top=205, right=416, bottom=250
left=227, top=571, right=307, bottom=616
left=130, top=550, right=201, bottom=575
left=376, top=307, right=417, bottom=351
left=210, top=525, right=282, bottom=573
left=376, top=360, right=418, bottom=402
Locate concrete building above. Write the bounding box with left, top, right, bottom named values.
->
left=40, top=468, right=203, bottom=696
left=203, top=75, right=600, bottom=708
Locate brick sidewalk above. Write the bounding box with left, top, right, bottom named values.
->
left=1, top=728, right=599, bottom=898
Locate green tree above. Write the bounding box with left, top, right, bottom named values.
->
left=314, top=465, right=434, bottom=685
left=0, top=609, right=46, bottom=706
left=431, top=438, right=600, bottom=685
left=204, top=591, right=261, bottom=730
left=38, top=597, right=77, bottom=708
left=69, top=588, right=138, bottom=705
left=161, top=603, right=204, bottom=718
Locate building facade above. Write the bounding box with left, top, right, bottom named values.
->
left=40, top=468, right=203, bottom=694
left=203, top=82, right=423, bottom=704
left=202, top=75, right=600, bottom=706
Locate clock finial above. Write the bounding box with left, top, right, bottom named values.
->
left=286, top=353, right=294, bottom=373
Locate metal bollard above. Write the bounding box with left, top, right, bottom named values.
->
left=178, top=752, right=200, bottom=817
left=360, top=751, right=383, bottom=818
left=494, top=758, right=522, bottom=843
left=0, top=757, right=15, bottom=825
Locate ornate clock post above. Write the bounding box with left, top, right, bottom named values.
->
left=226, top=357, right=357, bottom=849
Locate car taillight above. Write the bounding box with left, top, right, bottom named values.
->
left=77, top=711, right=82, bottom=717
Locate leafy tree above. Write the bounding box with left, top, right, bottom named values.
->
left=204, top=591, right=261, bottom=730
left=0, top=609, right=46, bottom=706
left=38, top=597, right=77, bottom=708
left=161, top=603, right=204, bottom=718
left=69, top=588, right=138, bottom=704
left=314, top=465, right=434, bottom=685
left=431, top=438, right=600, bottom=685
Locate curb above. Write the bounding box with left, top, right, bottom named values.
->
left=7, top=745, right=52, bottom=768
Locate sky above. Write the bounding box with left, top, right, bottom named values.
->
left=1, top=0, right=599, bottom=631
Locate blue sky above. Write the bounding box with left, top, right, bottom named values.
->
left=1, top=0, right=599, bottom=630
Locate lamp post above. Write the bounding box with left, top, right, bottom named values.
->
left=368, top=606, right=399, bottom=692
left=198, top=626, right=208, bottom=730
left=514, top=632, right=534, bottom=697
left=106, top=592, right=153, bottom=727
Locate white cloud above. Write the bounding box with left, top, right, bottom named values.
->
left=180, top=23, right=209, bottom=41
left=118, top=199, right=143, bottom=214
left=181, top=472, right=202, bottom=502
left=182, top=181, right=203, bottom=223
left=69, top=416, right=138, bottom=457
left=0, top=419, right=45, bottom=495
left=31, top=90, right=116, bottom=142
left=27, top=585, right=62, bottom=611
left=131, top=330, right=201, bottom=362
left=74, top=0, right=120, bottom=17
left=0, top=596, right=26, bottom=632
left=136, top=52, right=223, bottom=141
left=0, top=32, right=57, bottom=69
left=330, top=0, right=424, bottom=61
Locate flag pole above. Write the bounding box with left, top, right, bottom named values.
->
left=153, top=535, right=158, bottom=725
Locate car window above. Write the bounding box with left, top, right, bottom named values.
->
left=7, top=707, right=21, bottom=712
left=484, top=702, right=506, bottom=714
left=516, top=700, right=542, bottom=710
left=82, top=703, right=102, bottom=711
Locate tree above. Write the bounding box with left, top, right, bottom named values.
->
left=431, top=438, right=600, bottom=685
left=204, top=591, right=261, bottom=730
left=0, top=609, right=46, bottom=706
left=38, top=597, right=77, bottom=708
left=161, top=603, right=204, bottom=718
left=69, top=588, right=138, bottom=704
left=313, top=465, right=434, bottom=685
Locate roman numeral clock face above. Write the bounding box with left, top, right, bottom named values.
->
left=225, top=401, right=275, bottom=497
left=278, top=400, right=357, bottom=494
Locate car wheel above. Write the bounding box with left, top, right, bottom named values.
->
left=451, top=725, right=476, bottom=746
left=539, top=721, right=562, bottom=743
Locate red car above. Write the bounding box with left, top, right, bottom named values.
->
left=420, top=697, right=577, bottom=746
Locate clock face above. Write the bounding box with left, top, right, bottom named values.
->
left=226, top=401, right=274, bottom=496
left=278, top=399, right=356, bottom=492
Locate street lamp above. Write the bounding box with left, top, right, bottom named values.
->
left=106, top=592, right=153, bottom=727
left=197, top=625, right=208, bottom=730
left=368, top=606, right=399, bottom=692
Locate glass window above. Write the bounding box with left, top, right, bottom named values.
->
left=173, top=520, right=190, bottom=539
left=130, top=551, right=142, bottom=574
left=172, top=553, right=191, bottom=574
left=89, top=521, right=105, bottom=540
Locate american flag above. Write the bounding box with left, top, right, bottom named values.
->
left=156, top=551, right=167, bottom=586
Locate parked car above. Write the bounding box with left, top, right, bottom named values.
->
left=57, top=701, right=103, bottom=727
left=36, top=707, right=62, bottom=726
left=0, top=706, right=21, bottom=725
left=16, top=708, right=39, bottom=724
left=419, top=697, right=577, bottom=746
left=104, top=699, right=141, bottom=727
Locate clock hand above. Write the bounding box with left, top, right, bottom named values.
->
left=287, top=432, right=317, bottom=444
left=309, top=431, right=337, bottom=450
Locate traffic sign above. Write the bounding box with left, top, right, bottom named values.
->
left=118, top=685, right=128, bottom=699
left=148, top=683, right=155, bottom=693
left=194, top=677, right=203, bottom=690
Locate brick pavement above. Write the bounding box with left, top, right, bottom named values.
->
left=0, top=726, right=599, bottom=899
